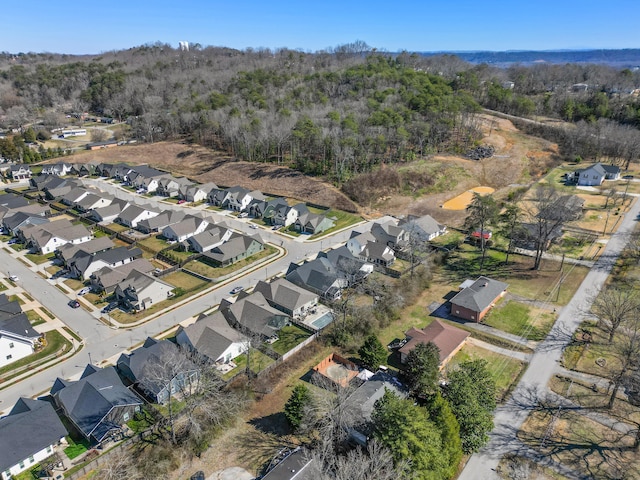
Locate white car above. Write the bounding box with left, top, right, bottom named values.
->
left=249, top=224, right=258, bottom=229
left=238, top=212, right=249, bottom=218
left=8, top=275, right=18, bottom=282
left=78, top=287, right=92, bottom=295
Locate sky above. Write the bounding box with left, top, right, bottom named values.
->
left=3, top=0, right=640, bottom=55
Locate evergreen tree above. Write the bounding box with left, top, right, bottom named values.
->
left=427, top=393, right=463, bottom=478
left=444, top=359, right=497, bottom=454
left=403, top=341, right=440, bottom=399
left=284, top=384, right=311, bottom=431
left=358, top=334, right=387, bottom=371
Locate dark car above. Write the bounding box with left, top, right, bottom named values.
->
left=68, top=300, right=80, bottom=309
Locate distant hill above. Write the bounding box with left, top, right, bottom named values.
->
left=420, top=49, right=640, bottom=68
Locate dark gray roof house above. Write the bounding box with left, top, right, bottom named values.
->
left=201, top=232, right=264, bottom=267
left=450, top=276, right=509, bottom=322
left=69, top=246, right=143, bottom=279
left=50, top=365, right=143, bottom=444
left=399, top=214, right=447, bottom=241
left=90, top=258, right=155, bottom=294
left=176, top=312, right=248, bottom=364
left=57, top=236, right=115, bottom=266
left=137, top=209, right=185, bottom=234
left=0, top=398, right=68, bottom=477
left=0, top=193, right=29, bottom=209
left=261, top=448, right=318, bottom=480
left=286, top=257, right=346, bottom=300
left=253, top=278, right=318, bottom=318
left=2, top=211, right=49, bottom=234
left=221, top=291, right=290, bottom=340
left=116, top=337, right=198, bottom=404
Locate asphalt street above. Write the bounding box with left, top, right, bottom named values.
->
left=458, top=197, right=640, bottom=480
left=0, top=180, right=375, bottom=413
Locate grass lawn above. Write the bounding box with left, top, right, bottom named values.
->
left=164, top=248, right=195, bottom=262
left=25, top=251, right=56, bottom=265
left=483, top=301, right=556, bottom=341
left=443, top=244, right=589, bottom=305
left=64, top=437, right=89, bottom=460
left=162, top=271, right=209, bottom=291
left=562, top=322, right=623, bottom=379
left=138, top=235, right=172, bottom=254
left=444, top=343, right=526, bottom=402
left=104, top=222, right=128, bottom=233
left=183, top=245, right=277, bottom=279
left=309, top=209, right=362, bottom=238
left=7, top=294, right=24, bottom=305
left=270, top=325, right=313, bottom=355
left=64, top=278, right=85, bottom=291
left=519, top=409, right=637, bottom=479
left=222, top=349, right=276, bottom=380
left=25, top=309, right=46, bottom=326
left=0, top=330, right=71, bottom=381
left=127, top=409, right=158, bottom=434
left=44, top=265, right=63, bottom=276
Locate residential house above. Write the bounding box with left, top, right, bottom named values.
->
left=9, top=164, right=31, bottom=181
left=0, top=398, right=68, bottom=480
left=95, top=163, right=116, bottom=177
left=117, top=338, right=199, bottom=404
left=207, top=186, right=231, bottom=207
left=398, top=319, right=470, bottom=367
left=272, top=203, right=308, bottom=227
left=286, top=257, right=347, bottom=300
left=22, top=219, right=92, bottom=254
left=87, top=199, right=130, bottom=224
left=136, top=210, right=185, bottom=234
left=69, top=246, right=143, bottom=279
left=0, top=312, right=42, bottom=368
left=2, top=212, right=49, bottom=235
left=90, top=258, right=155, bottom=294
left=114, top=270, right=174, bottom=311
left=248, top=197, right=288, bottom=219
left=370, top=218, right=409, bottom=249
left=161, top=214, right=209, bottom=242
left=157, top=176, right=192, bottom=197
left=224, top=186, right=265, bottom=212
left=42, top=178, right=83, bottom=200
left=41, top=163, right=74, bottom=176
left=186, top=224, right=232, bottom=253
left=344, top=373, right=407, bottom=446
left=399, top=214, right=447, bottom=241
left=293, top=211, right=335, bottom=235
left=0, top=193, right=29, bottom=210
left=75, top=192, right=113, bottom=212
left=60, top=187, right=91, bottom=207
left=450, top=276, right=509, bottom=322
left=201, top=232, right=264, bottom=267
left=220, top=291, right=290, bottom=341
left=56, top=236, right=115, bottom=267
left=571, top=162, right=622, bottom=186
left=346, top=231, right=395, bottom=266
left=123, top=165, right=165, bottom=185
left=86, top=140, right=118, bottom=150
left=181, top=182, right=218, bottom=203
left=253, top=278, right=318, bottom=318
left=317, top=246, right=374, bottom=281
left=50, top=364, right=143, bottom=445
left=176, top=312, right=248, bottom=364
left=77, top=163, right=98, bottom=176
left=117, top=204, right=160, bottom=228
left=0, top=203, right=49, bottom=225
left=112, top=163, right=135, bottom=181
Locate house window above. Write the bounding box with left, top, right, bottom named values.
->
left=46, top=446, right=52, bottom=453
left=455, top=310, right=459, bottom=314
left=123, top=412, right=130, bottom=422
left=9, top=342, right=14, bottom=349
left=29, top=456, right=34, bottom=464
left=6, top=355, right=12, bottom=360
left=19, top=461, right=25, bottom=469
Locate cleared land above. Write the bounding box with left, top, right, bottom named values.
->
left=442, top=186, right=496, bottom=210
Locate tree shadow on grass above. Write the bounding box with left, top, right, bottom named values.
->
left=249, top=412, right=291, bottom=436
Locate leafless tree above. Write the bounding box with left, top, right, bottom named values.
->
left=589, top=287, right=639, bottom=343
left=605, top=316, right=640, bottom=409
left=93, top=448, right=141, bottom=480
left=90, top=128, right=109, bottom=143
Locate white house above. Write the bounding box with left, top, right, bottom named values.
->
left=225, top=187, right=265, bottom=212
left=187, top=225, right=233, bottom=253
left=22, top=219, right=93, bottom=254
left=183, top=182, right=218, bottom=203
left=0, top=313, right=42, bottom=368
left=273, top=203, right=308, bottom=227
left=573, top=162, right=621, bottom=186
left=0, top=398, right=68, bottom=480
left=162, top=215, right=209, bottom=242
left=176, top=311, right=248, bottom=364
left=117, top=205, right=160, bottom=228
left=114, top=270, right=174, bottom=311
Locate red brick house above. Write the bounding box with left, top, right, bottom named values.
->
left=399, top=320, right=470, bottom=368
left=449, top=276, right=508, bottom=322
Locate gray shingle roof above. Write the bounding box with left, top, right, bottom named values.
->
left=178, top=312, right=246, bottom=362
left=0, top=398, right=68, bottom=473
left=222, top=292, right=290, bottom=338
left=254, top=278, right=317, bottom=313
left=91, top=259, right=155, bottom=292
left=58, top=236, right=115, bottom=262
left=0, top=313, right=40, bottom=339
left=450, top=276, right=509, bottom=312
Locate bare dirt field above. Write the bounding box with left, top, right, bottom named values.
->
left=69, top=142, right=359, bottom=213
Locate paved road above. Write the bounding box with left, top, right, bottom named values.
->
left=458, top=197, right=640, bottom=479
left=0, top=180, right=375, bottom=413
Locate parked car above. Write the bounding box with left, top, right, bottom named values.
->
left=230, top=286, right=244, bottom=295
left=238, top=212, right=248, bottom=218
left=78, top=287, right=92, bottom=296
left=178, top=199, right=186, bottom=204
left=249, top=224, right=258, bottom=229
left=8, top=275, right=18, bottom=282
left=271, top=225, right=279, bottom=230
left=8, top=238, right=18, bottom=245
left=68, top=300, right=80, bottom=309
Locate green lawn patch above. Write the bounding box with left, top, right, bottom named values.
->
left=271, top=325, right=313, bottom=355
left=163, top=271, right=209, bottom=291
left=64, top=278, right=85, bottom=291
left=25, top=310, right=46, bottom=326
left=104, top=222, right=128, bottom=233
left=25, top=252, right=56, bottom=265
left=7, top=294, right=25, bottom=305
left=222, top=349, right=275, bottom=379
left=483, top=301, right=555, bottom=341
left=184, top=245, right=277, bottom=279
left=127, top=409, right=157, bottom=434
left=138, top=235, right=172, bottom=254
left=309, top=209, right=362, bottom=238
left=64, top=437, right=89, bottom=460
